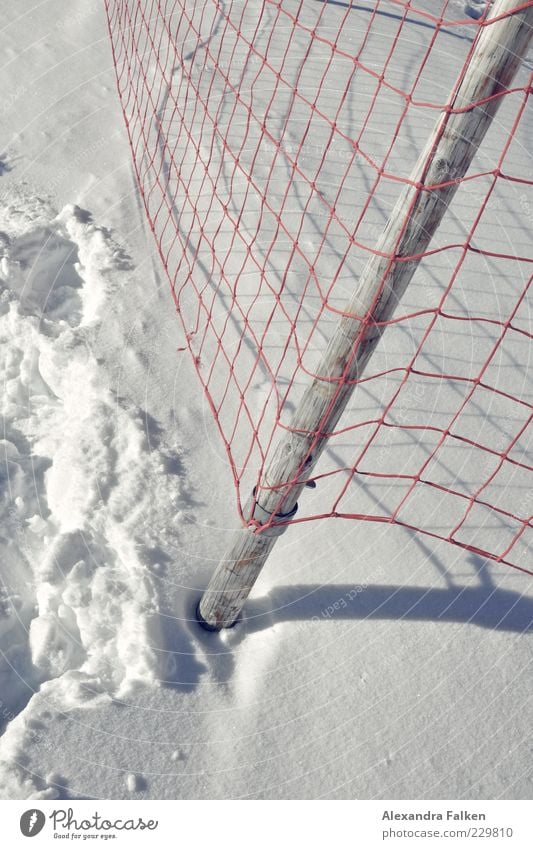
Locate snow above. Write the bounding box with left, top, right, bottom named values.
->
left=0, top=0, right=531, bottom=801
left=125, top=772, right=145, bottom=794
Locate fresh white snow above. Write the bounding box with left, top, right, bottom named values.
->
left=0, top=0, right=531, bottom=801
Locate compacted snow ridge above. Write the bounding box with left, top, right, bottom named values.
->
left=0, top=193, right=185, bottom=798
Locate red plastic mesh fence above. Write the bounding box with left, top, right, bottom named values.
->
left=105, top=0, right=533, bottom=574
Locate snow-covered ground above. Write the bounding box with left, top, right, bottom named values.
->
left=0, top=0, right=531, bottom=800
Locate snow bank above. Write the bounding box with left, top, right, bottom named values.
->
left=0, top=193, right=181, bottom=797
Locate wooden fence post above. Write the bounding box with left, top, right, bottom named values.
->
left=197, top=0, right=533, bottom=630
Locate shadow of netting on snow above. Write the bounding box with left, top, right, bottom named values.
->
left=243, top=555, right=533, bottom=635
left=161, top=546, right=533, bottom=690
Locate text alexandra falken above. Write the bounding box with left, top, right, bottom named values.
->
left=382, top=810, right=486, bottom=822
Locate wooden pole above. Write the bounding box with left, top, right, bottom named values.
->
left=197, top=0, right=533, bottom=630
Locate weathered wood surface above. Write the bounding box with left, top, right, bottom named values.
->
left=197, top=0, right=533, bottom=629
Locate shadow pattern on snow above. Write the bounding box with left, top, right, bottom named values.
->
left=314, top=0, right=474, bottom=42
left=178, top=553, right=532, bottom=692
left=243, top=580, right=533, bottom=634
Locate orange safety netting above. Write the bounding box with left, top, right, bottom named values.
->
left=105, top=0, right=533, bottom=574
